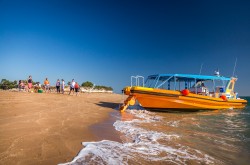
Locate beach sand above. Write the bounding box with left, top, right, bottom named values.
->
left=0, top=91, right=124, bottom=165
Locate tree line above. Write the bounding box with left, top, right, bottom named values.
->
left=0, top=79, right=113, bottom=91
left=81, top=81, right=113, bottom=91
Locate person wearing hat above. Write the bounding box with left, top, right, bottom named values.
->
left=61, top=79, right=65, bottom=94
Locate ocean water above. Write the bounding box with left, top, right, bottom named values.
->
left=61, top=97, right=250, bottom=165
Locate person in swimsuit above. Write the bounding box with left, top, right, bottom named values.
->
left=28, top=76, right=32, bottom=92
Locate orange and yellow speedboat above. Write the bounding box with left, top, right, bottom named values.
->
left=120, top=74, right=247, bottom=112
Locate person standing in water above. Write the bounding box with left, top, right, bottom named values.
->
left=56, top=79, right=60, bottom=93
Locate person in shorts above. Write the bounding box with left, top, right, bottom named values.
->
left=69, top=79, right=75, bottom=95
left=56, top=79, right=60, bottom=93
left=75, top=82, right=80, bottom=96
left=44, top=78, right=50, bottom=93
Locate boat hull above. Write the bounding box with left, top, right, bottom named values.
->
left=130, top=87, right=247, bottom=111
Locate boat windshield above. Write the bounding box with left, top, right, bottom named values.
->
left=145, top=74, right=231, bottom=95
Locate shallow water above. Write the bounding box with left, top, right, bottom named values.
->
left=61, top=97, right=250, bottom=165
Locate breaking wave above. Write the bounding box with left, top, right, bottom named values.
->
left=60, top=110, right=215, bottom=165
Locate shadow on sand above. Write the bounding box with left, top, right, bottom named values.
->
left=96, top=101, right=121, bottom=109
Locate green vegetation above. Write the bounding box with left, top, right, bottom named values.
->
left=81, top=81, right=113, bottom=91
left=81, top=81, right=94, bottom=88
left=94, top=85, right=113, bottom=91
left=0, top=79, right=18, bottom=90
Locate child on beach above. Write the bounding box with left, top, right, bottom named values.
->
left=75, top=82, right=80, bottom=96
left=61, top=79, right=65, bottom=94
left=56, top=79, right=60, bottom=93
left=69, top=79, right=75, bottom=95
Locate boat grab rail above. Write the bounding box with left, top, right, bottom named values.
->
left=131, top=76, right=144, bottom=87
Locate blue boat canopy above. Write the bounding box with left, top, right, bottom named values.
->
left=148, top=74, right=231, bottom=81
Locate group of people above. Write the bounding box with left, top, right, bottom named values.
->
left=43, top=77, right=64, bottom=93
left=43, top=78, right=80, bottom=96
left=68, top=79, right=80, bottom=96
left=18, top=76, right=80, bottom=96
left=18, top=76, right=33, bottom=92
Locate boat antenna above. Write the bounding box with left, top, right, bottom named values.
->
left=232, top=57, right=237, bottom=77
left=199, top=63, right=203, bottom=75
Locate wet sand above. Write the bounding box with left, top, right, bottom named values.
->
left=0, top=91, right=124, bottom=165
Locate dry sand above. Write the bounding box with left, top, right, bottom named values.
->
left=0, top=91, right=124, bottom=165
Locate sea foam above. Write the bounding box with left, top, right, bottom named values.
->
left=60, top=109, right=215, bottom=165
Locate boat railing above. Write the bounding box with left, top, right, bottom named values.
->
left=131, top=76, right=144, bottom=87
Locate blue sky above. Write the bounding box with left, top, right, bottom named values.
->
left=0, top=0, right=250, bottom=95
